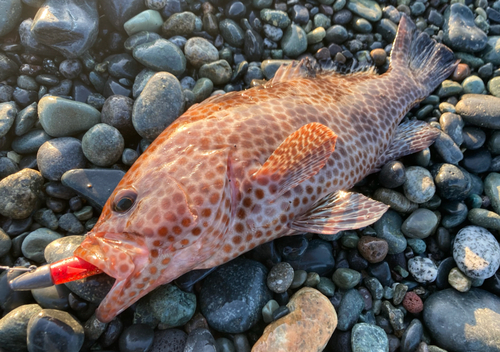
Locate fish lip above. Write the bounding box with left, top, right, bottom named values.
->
left=74, top=231, right=149, bottom=281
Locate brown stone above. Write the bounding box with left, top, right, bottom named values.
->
left=357, top=236, right=389, bottom=263
left=370, top=48, right=387, bottom=66
left=252, top=287, right=337, bottom=352
left=451, top=63, right=470, bottom=82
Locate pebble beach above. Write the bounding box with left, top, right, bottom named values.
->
left=1, top=0, right=500, bottom=351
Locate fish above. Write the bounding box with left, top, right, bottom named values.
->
left=73, top=14, right=458, bottom=323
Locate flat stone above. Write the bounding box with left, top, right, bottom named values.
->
left=38, top=96, right=101, bottom=137
left=424, top=289, right=500, bottom=352
left=132, top=72, right=184, bottom=140
left=455, top=94, right=500, bottom=129
left=252, top=288, right=336, bottom=352
left=31, top=0, right=99, bottom=58
left=357, top=236, right=388, bottom=263
left=133, top=38, right=186, bottom=76
left=346, top=0, right=382, bottom=22
left=124, top=9, right=163, bottom=36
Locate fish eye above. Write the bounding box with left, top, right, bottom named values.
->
left=113, top=190, right=137, bottom=213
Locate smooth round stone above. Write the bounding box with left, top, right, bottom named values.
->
left=448, top=267, right=472, bottom=292
left=346, top=0, right=381, bottom=21
left=455, top=94, right=500, bottom=129
left=326, top=25, right=348, bottom=44
left=462, top=75, right=485, bottom=94
left=253, top=288, right=336, bottom=352
left=162, top=11, right=197, bottom=37
left=31, top=284, right=71, bottom=310
left=403, top=166, right=435, bottom=204
left=200, top=258, right=272, bottom=333
left=443, top=3, right=487, bottom=53
left=184, top=37, right=218, bottom=69
left=132, top=72, right=184, bottom=140
left=82, top=124, right=124, bottom=167
left=57, top=59, right=81, bottom=80
left=124, top=9, right=163, bottom=36
left=401, top=208, right=438, bottom=239
left=433, top=163, right=471, bottom=201
left=11, top=129, right=51, bottom=155
left=58, top=213, right=84, bottom=234
left=38, top=96, right=100, bottom=137
left=373, top=188, right=417, bottom=214
left=489, top=132, right=500, bottom=155
left=263, top=24, right=283, bottom=42
left=199, top=60, right=232, bottom=86
left=119, top=324, right=154, bottom=352
left=402, top=291, right=423, bottom=314
left=37, top=137, right=86, bottom=181
left=101, top=95, right=135, bottom=137
left=133, top=38, right=186, bottom=76
left=453, top=226, right=500, bottom=280
left=0, top=304, right=43, bottom=351
left=0, top=102, right=18, bottom=138
left=307, top=27, right=326, bottom=44
left=15, top=102, right=38, bottom=136
left=0, top=0, right=22, bottom=36
left=124, top=31, right=161, bottom=52
left=485, top=172, right=500, bottom=215
left=192, top=78, right=213, bottom=103
left=357, top=236, right=388, bottom=263
left=183, top=328, right=216, bottom=352
left=462, top=126, right=486, bottom=150
left=26, top=309, right=84, bottom=352
left=332, top=268, right=361, bottom=290
left=407, top=238, right=426, bottom=254
left=244, top=29, right=264, bottom=62
left=22, top=228, right=62, bottom=263
left=0, top=169, right=43, bottom=219
left=45, top=236, right=114, bottom=304
left=439, top=112, right=463, bottom=146
left=281, top=24, right=308, bottom=58
left=267, top=262, right=294, bottom=293
left=462, top=148, right=491, bottom=173
left=219, top=19, right=245, bottom=47
left=351, top=323, right=388, bottom=352
left=433, top=130, right=463, bottom=164
left=424, top=288, right=500, bottom=352
left=373, top=210, right=407, bottom=254
left=260, top=9, right=291, bottom=29
left=408, top=257, right=438, bottom=283
left=400, top=319, right=423, bottom=352
left=0, top=156, right=18, bottom=179
left=337, top=288, right=365, bottom=331
left=17, top=75, right=39, bottom=91
left=488, top=77, right=500, bottom=97
left=150, top=328, right=187, bottom=352
left=378, top=161, right=405, bottom=188
left=437, top=80, right=463, bottom=97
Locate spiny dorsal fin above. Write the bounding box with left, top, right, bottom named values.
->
left=269, top=58, right=319, bottom=85
left=290, top=191, right=389, bottom=235
left=253, top=122, right=337, bottom=201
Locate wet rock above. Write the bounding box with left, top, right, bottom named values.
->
left=443, top=3, right=487, bottom=53
left=252, top=288, right=336, bottom=352
left=0, top=304, right=43, bottom=351
left=37, top=138, right=86, bottom=181
left=0, top=169, right=43, bottom=219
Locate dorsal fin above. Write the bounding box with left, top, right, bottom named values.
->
left=253, top=122, right=337, bottom=201
left=269, top=58, right=319, bottom=84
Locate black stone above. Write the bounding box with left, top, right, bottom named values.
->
left=0, top=53, right=19, bottom=81
left=366, top=261, right=394, bottom=287
left=226, top=1, right=247, bottom=20
left=12, top=87, right=37, bottom=108
left=103, top=77, right=132, bottom=98
left=61, top=168, right=125, bottom=210
left=285, top=239, right=335, bottom=276
left=175, top=268, right=217, bottom=292
left=290, top=5, right=309, bottom=24
left=72, top=80, right=96, bottom=103
left=105, top=53, right=140, bottom=80
left=183, top=328, right=216, bottom=352
left=435, top=256, right=456, bottom=290
left=461, top=148, right=492, bottom=173
left=244, top=29, right=264, bottom=62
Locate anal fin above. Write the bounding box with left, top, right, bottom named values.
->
left=253, top=122, right=337, bottom=201
left=375, top=120, right=440, bottom=170
left=290, top=191, right=389, bottom=235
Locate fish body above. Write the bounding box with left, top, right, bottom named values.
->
left=74, top=15, right=458, bottom=323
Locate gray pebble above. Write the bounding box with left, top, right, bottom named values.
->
left=22, top=228, right=63, bottom=263
left=267, top=262, right=294, bottom=293
left=0, top=102, right=18, bottom=138
left=401, top=208, right=438, bottom=239
left=37, top=137, right=86, bottom=181
left=184, top=37, right=219, bottom=69
left=403, top=166, right=435, bottom=204
left=0, top=169, right=43, bottom=219
left=82, top=123, right=124, bottom=167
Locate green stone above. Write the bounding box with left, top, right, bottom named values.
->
left=454, top=52, right=485, bottom=69
left=38, top=96, right=100, bottom=137
left=332, top=268, right=361, bottom=289
left=219, top=19, right=245, bottom=47
left=422, top=95, right=440, bottom=105
left=373, top=210, right=408, bottom=254
left=333, top=0, right=346, bottom=11
left=306, top=27, right=326, bottom=44
left=150, top=284, right=196, bottom=328
left=340, top=231, right=359, bottom=248
left=316, top=277, right=336, bottom=297
left=192, top=78, right=213, bottom=103
left=304, top=272, right=320, bottom=287
left=462, top=75, right=485, bottom=94
left=448, top=267, right=472, bottom=292
left=487, top=76, right=500, bottom=97
left=346, top=0, right=382, bottom=22
left=351, top=323, right=388, bottom=352
left=124, top=9, right=163, bottom=36
left=373, top=188, right=417, bottom=214
left=74, top=206, right=93, bottom=221
left=437, top=80, right=463, bottom=97
left=133, top=38, right=186, bottom=76
left=290, top=269, right=307, bottom=289
left=281, top=24, right=308, bottom=58
left=468, top=208, right=500, bottom=231
left=352, top=17, right=372, bottom=33
left=407, top=238, right=426, bottom=254
left=260, top=9, right=291, bottom=29
left=314, top=14, right=331, bottom=29
left=0, top=0, right=22, bottom=37
left=199, top=60, right=232, bottom=86
left=481, top=36, right=500, bottom=65
left=17, top=75, right=38, bottom=91
left=484, top=172, right=500, bottom=214
left=261, top=299, right=279, bottom=323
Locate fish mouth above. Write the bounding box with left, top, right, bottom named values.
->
left=74, top=231, right=150, bottom=281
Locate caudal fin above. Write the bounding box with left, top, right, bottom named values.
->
left=390, top=14, right=459, bottom=95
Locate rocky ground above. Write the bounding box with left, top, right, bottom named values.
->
left=1, top=0, right=500, bottom=351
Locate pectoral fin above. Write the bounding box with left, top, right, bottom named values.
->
left=374, top=120, right=440, bottom=170
left=253, top=122, right=337, bottom=201
left=290, top=191, right=389, bottom=234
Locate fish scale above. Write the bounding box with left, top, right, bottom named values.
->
left=68, top=14, right=459, bottom=323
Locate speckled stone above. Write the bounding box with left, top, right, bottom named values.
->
left=453, top=226, right=500, bottom=280
left=0, top=169, right=43, bottom=219
left=357, top=236, right=388, bottom=263
left=403, top=166, right=435, bottom=204
left=408, top=257, right=438, bottom=283
left=252, top=288, right=336, bottom=352
left=267, top=262, right=294, bottom=293
left=351, top=323, right=388, bottom=352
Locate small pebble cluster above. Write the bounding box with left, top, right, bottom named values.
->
left=1, top=0, right=500, bottom=351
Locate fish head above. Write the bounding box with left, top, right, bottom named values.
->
left=74, top=147, right=233, bottom=322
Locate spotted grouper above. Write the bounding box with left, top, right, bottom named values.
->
left=73, top=15, right=458, bottom=323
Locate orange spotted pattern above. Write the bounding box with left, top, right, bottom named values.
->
left=73, top=17, right=456, bottom=323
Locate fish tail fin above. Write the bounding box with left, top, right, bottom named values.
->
left=390, top=14, right=459, bottom=95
